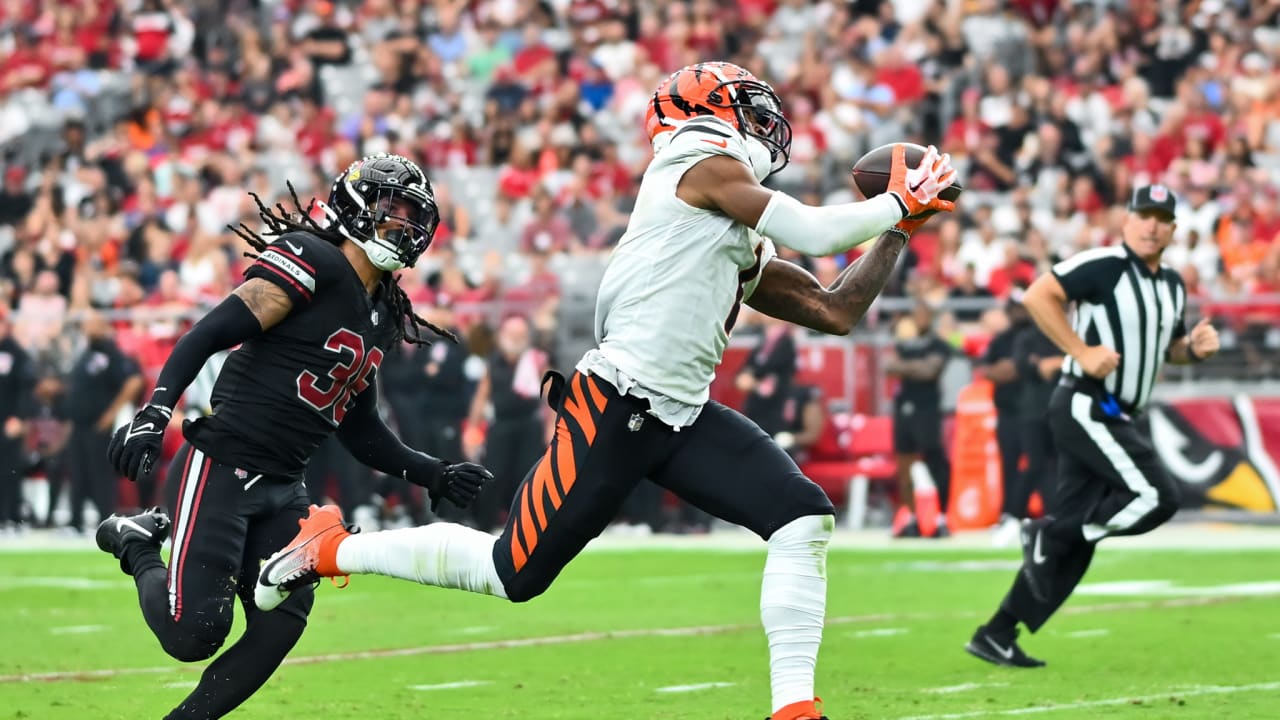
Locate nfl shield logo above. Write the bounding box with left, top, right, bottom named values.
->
left=234, top=468, right=248, bottom=480
left=627, top=413, right=645, bottom=432
left=371, top=309, right=379, bottom=324
left=1150, top=185, right=1169, bottom=202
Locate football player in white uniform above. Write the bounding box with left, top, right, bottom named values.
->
left=257, top=61, right=956, bottom=720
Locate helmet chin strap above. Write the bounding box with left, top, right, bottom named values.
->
left=315, top=199, right=405, bottom=271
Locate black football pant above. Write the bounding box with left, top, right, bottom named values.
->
left=998, top=385, right=1180, bottom=632
left=1018, top=412, right=1056, bottom=514
left=892, top=405, right=952, bottom=511
left=474, top=415, right=545, bottom=531
left=122, top=443, right=315, bottom=719
left=995, top=409, right=1025, bottom=518
left=67, top=426, right=114, bottom=532
left=0, top=436, right=25, bottom=525
left=492, top=371, right=834, bottom=602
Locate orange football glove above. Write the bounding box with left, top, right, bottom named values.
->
left=886, top=144, right=957, bottom=218
left=895, top=214, right=934, bottom=236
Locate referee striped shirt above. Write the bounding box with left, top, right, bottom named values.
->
left=1051, top=244, right=1187, bottom=413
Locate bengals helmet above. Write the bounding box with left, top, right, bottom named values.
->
left=645, top=61, right=792, bottom=176
left=327, top=153, right=439, bottom=271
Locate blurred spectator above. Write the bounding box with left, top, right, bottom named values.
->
left=735, top=313, right=799, bottom=438
left=465, top=314, right=550, bottom=532
left=0, top=306, right=34, bottom=530
left=381, top=299, right=471, bottom=524
left=29, top=369, right=70, bottom=528
left=774, top=383, right=828, bottom=464
left=886, top=302, right=952, bottom=539
left=947, top=264, right=996, bottom=323
left=64, top=311, right=142, bottom=533
left=978, top=298, right=1031, bottom=538
left=520, top=187, right=575, bottom=254
left=1006, top=316, right=1062, bottom=541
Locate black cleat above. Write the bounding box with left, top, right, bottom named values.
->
left=1020, top=516, right=1057, bottom=603
left=892, top=518, right=921, bottom=538
left=96, top=508, right=171, bottom=575
left=965, top=625, right=1046, bottom=668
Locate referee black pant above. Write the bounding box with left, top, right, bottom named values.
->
left=999, top=383, right=1180, bottom=632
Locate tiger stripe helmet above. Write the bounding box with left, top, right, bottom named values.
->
left=645, top=61, right=792, bottom=177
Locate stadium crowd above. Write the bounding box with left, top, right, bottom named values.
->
left=2, top=0, right=1280, bottom=531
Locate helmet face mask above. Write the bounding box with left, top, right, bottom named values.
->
left=327, top=153, right=439, bottom=270
left=724, top=79, right=791, bottom=176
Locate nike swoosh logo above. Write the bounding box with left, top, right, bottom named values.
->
left=125, top=422, right=159, bottom=441
left=701, top=139, right=728, bottom=148
left=285, top=241, right=304, bottom=255
left=1032, top=532, right=1047, bottom=564
left=986, top=636, right=1015, bottom=660
left=115, top=517, right=153, bottom=538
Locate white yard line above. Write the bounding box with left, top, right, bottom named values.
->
left=922, top=682, right=1009, bottom=695
left=49, top=625, right=110, bottom=635
left=897, top=681, right=1280, bottom=719
left=655, top=682, right=736, bottom=693
left=1060, top=629, right=1111, bottom=638
left=408, top=681, right=492, bottom=691
left=850, top=628, right=908, bottom=638
left=0, top=595, right=1271, bottom=684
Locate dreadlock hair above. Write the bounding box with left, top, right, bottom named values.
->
left=228, top=182, right=458, bottom=346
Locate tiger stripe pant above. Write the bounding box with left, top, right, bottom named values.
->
left=492, top=371, right=834, bottom=602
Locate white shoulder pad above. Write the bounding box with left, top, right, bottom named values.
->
left=653, top=116, right=753, bottom=170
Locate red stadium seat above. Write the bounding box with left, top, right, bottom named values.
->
left=799, top=413, right=897, bottom=528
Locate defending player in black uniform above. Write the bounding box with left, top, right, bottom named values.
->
left=95, top=153, right=492, bottom=720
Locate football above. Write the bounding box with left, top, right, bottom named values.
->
left=851, top=142, right=963, bottom=218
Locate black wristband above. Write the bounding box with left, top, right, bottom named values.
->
left=886, top=226, right=911, bottom=244
left=1186, top=343, right=1205, bottom=363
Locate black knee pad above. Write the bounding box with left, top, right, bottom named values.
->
left=503, top=574, right=549, bottom=604
left=161, top=626, right=227, bottom=663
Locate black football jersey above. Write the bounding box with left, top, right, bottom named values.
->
left=184, top=231, right=398, bottom=477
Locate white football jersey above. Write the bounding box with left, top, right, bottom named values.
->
left=578, top=116, right=776, bottom=427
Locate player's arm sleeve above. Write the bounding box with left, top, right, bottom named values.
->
left=149, top=296, right=263, bottom=410
left=243, top=233, right=325, bottom=307
left=336, top=380, right=444, bottom=480
left=753, top=190, right=904, bottom=257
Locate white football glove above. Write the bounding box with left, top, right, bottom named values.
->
left=904, top=145, right=956, bottom=206
left=887, top=144, right=957, bottom=218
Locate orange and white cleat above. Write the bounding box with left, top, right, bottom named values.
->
left=767, top=697, right=827, bottom=720
left=254, top=504, right=358, bottom=611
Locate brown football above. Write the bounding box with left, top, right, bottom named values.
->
left=851, top=142, right=963, bottom=218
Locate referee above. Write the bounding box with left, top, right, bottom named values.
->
left=964, top=184, right=1221, bottom=667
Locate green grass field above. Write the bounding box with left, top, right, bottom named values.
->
left=3, top=529, right=1279, bottom=719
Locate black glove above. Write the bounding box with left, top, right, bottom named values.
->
left=107, top=404, right=172, bottom=482
left=407, top=460, right=494, bottom=512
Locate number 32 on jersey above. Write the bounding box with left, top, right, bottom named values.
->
left=296, top=329, right=384, bottom=425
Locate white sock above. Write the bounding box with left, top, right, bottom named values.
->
left=335, top=524, right=507, bottom=599
left=761, top=514, right=832, bottom=715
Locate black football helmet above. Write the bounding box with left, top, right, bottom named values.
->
left=325, top=153, right=439, bottom=270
